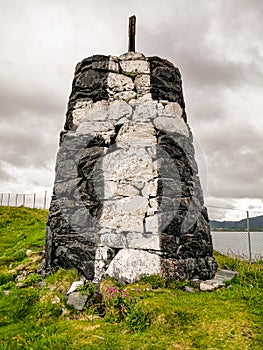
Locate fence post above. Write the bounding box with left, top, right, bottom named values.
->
left=22, top=194, right=26, bottom=207
left=33, top=193, right=36, bottom=208
left=246, top=210, right=252, bottom=262
left=44, top=191, right=47, bottom=209
left=7, top=193, right=10, bottom=206
left=15, top=193, right=18, bottom=207
left=0, top=193, right=3, bottom=206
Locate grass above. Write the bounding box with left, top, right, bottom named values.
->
left=0, top=206, right=47, bottom=271
left=0, top=206, right=262, bottom=349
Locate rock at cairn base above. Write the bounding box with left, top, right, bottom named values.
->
left=44, top=52, right=217, bottom=283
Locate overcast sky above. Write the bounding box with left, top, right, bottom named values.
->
left=0, top=0, right=262, bottom=221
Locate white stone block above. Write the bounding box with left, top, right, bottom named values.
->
left=164, top=102, right=183, bottom=118
left=102, top=180, right=140, bottom=199
left=101, top=214, right=145, bottom=232
left=134, top=74, right=151, bottom=88
left=134, top=74, right=151, bottom=96
left=75, top=120, right=113, bottom=134
left=153, top=116, right=189, bottom=137
left=76, top=121, right=115, bottom=144
left=132, top=101, right=157, bottom=123
left=98, top=232, right=127, bottom=248
left=145, top=215, right=159, bottom=234
left=100, top=147, right=155, bottom=183
left=73, top=100, right=109, bottom=125
left=119, top=52, right=146, bottom=61
left=86, top=100, right=109, bottom=119
left=108, top=100, right=132, bottom=121
left=126, top=232, right=160, bottom=250
left=141, top=179, right=158, bottom=197
left=116, top=182, right=141, bottom=197
left=113, top=91, right=137, bottom=102
left=99, top=196, right=148, bottom=232
left=107, top=72, right=134, bottom=92
left=136, top=93, right=154, bottom=102
left=103, top=196, right=148, bottom=215
left=105, top=249, right=161, bottom=283
left=120, top=60, right=150, bottom=76
left=116, top=123, right=156, bottom=147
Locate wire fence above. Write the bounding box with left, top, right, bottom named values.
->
left=0, top=191, right=52, bottom=210
left=0, top=192, right=262, bottom=261
left=207, top=205, right=263, bottom=262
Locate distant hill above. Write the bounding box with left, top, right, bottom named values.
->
left=210, top=215, right=263, bottom=231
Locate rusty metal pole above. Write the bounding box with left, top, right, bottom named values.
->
left=128, top=15, right=136, bottom=52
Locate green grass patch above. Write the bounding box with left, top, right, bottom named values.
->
left=0, top=207, right=262, bottom=349
left=0, top=206, right=48, bottom=270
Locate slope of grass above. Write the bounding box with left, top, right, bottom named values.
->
left=0, top=206, right=262, bottom=349
left=0, top=206, right=48, bottom=271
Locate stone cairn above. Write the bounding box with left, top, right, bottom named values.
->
left=44, top=52, right=217, bottom=283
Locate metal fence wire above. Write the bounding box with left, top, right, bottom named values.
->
left=0, top=191, right=51, bottom=210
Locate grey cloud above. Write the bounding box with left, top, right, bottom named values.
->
left=201, top=123, right=262, bottom=155
left=0, top=62, right=71, bottom=122
left=0, top=118, right=59, bottom=168
left=206, top=148, right=263, bottom=199
left=139, top=0, right=263, bottom=91
left=186, top=88, right=228, bottom=124
left=180, top=53, right=254, bottom=88
left=142, top=23, right=262, bottom=91
left=0, top=161, right=14, bottom=182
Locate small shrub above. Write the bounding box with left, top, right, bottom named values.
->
left=77, top=282, right=96, bottom=296
left=168, top=279, right=191, bottom=290
left=22, top=273, right=42, bottom=287
left=140, top=274, right=167, bottom=289
left=104, top=285, right=150, bottom=332
left=125, top=304, right=150, bottom=332
left=104, top=286, right=129, bottom=322
left=0, top=280, right=16, bottom=291
left=77, top=282, right=97, bottom=307
left=12, top=247, right=27, bottom=262
left=0, top=273, right=13, bottom=286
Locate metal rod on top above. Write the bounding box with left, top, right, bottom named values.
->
left=128, top=15, right=136, bottom=52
